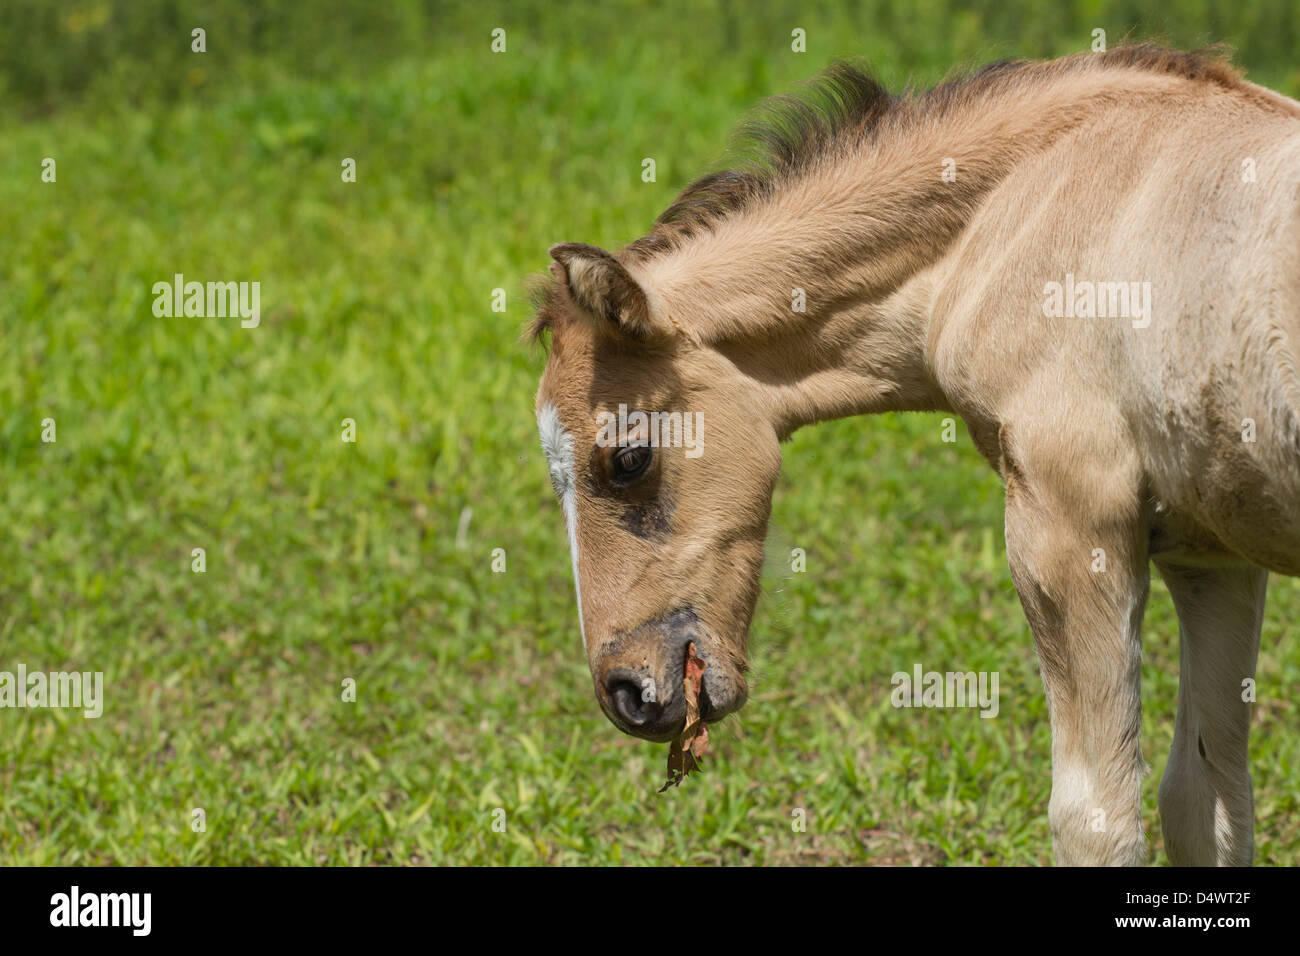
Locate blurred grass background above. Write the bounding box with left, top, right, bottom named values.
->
left=1, top=0, right=1297, bottom=864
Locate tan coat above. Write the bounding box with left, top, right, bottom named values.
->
left=532, top=46, right=1300, bottom=865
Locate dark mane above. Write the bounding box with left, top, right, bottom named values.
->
left=529, top=43, right=1242, bottom=344
left=524, top=271, right=564, bottom=348
left=624, top=45, right=1241, bottom=263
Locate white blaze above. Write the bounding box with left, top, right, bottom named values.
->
left=537, top=402, right=587, bottom=651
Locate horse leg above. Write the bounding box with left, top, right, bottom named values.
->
left=1154, top=562, right=1266, bottom=866
left=1001, top=414, right=1150, bottom=865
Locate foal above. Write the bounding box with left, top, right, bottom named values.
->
left=531, top=46, right=1300, bottom=866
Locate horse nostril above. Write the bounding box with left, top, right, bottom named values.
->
left=607, top=675, right=658, bottom=727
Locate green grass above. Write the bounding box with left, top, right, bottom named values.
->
left=1, top=0, right=1298, bottom=865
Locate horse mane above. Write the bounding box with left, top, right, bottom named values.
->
left=528, top=44, right=1242, bottom=345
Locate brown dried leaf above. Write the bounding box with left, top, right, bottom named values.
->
left=659, top=642, right=709, bottom=792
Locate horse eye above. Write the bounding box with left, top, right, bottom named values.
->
left=612, top=444, right=652, bottom=482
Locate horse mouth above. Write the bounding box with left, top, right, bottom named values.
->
left=697, top=680, right=716, bottom=723
left=596, top=606, right=746, bottom=740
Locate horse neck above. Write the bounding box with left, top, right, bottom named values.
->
left=635, top=69, right=1185, bottom=436
left=708, top=267, right=949, bottom=438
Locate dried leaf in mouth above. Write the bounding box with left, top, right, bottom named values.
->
left=659, top=641, right=708, bottom=792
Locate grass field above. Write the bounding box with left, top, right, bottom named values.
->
left=2, top=0, right=1298, bottom=865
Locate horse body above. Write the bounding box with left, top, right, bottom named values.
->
left=921, top=81, right=1300, bottom=863
left=932, top=85, right=1300, bottom=575
left=532, top=47, right=1300, bottom=865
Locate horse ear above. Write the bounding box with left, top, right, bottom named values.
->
left=549, top=243, right=655, bottom=339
